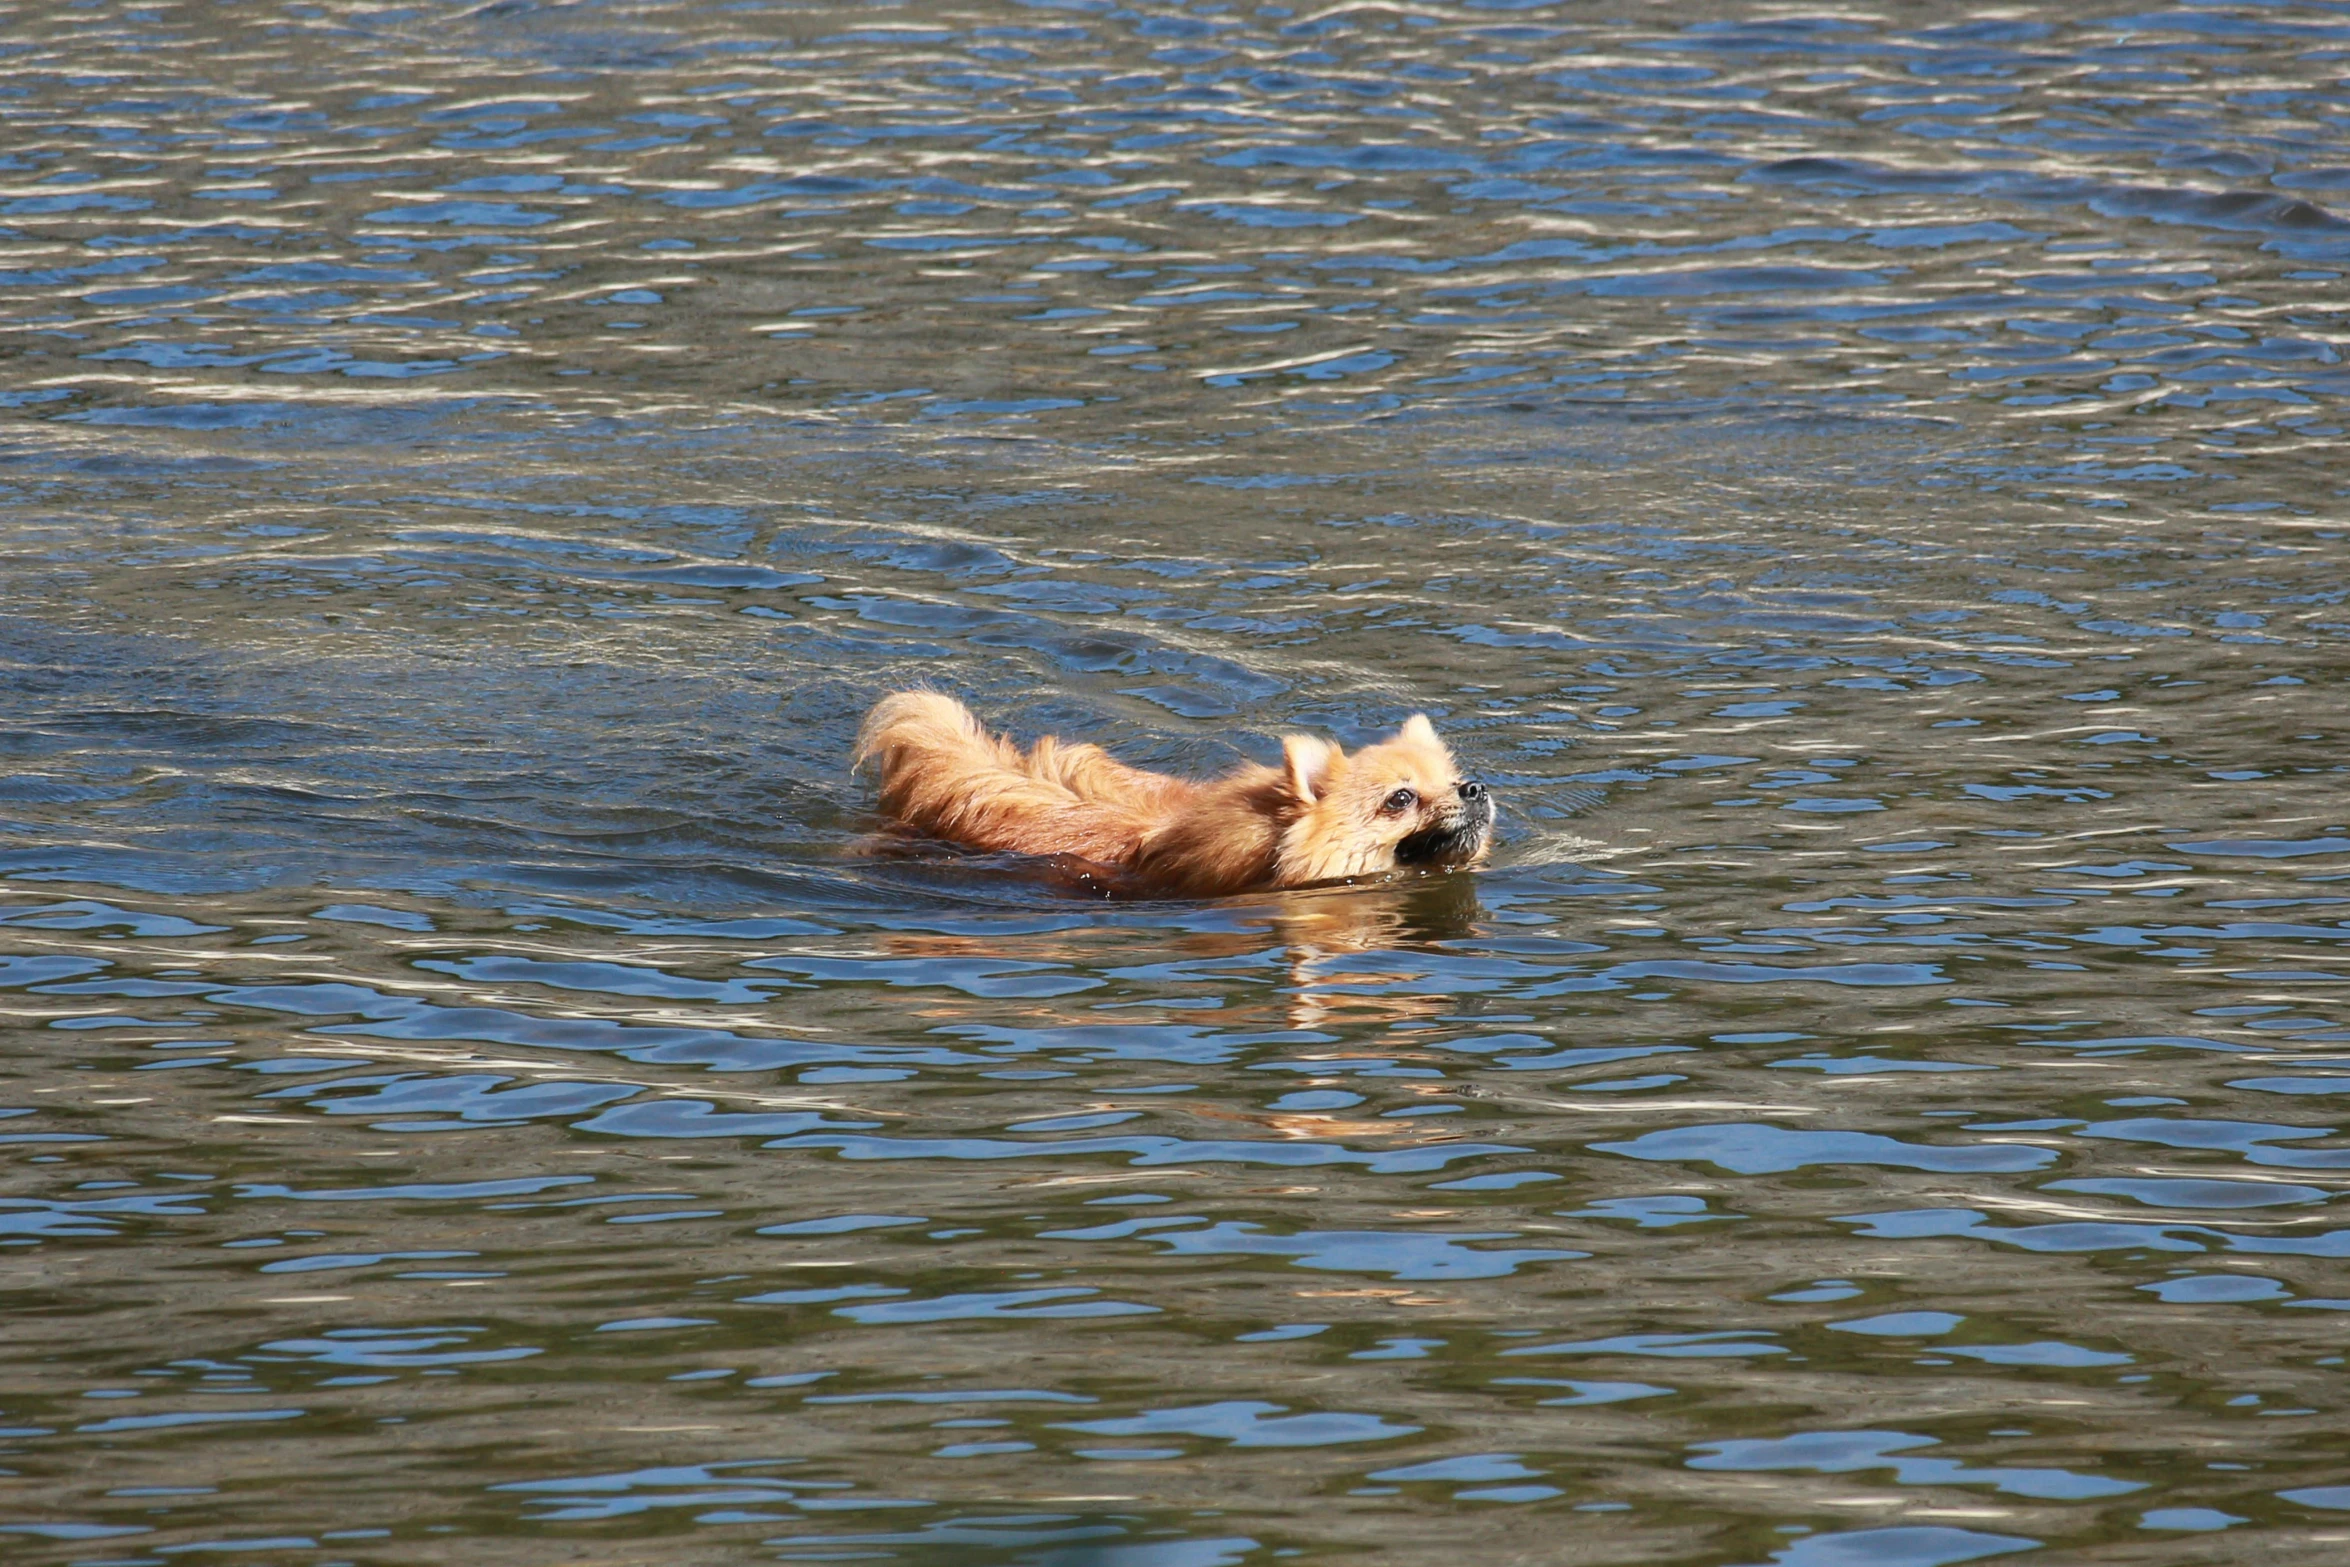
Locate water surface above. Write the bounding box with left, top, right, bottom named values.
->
left=5, top=3, right=2350, bottom=1564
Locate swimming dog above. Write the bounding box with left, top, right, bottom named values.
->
left=853, top=691, right=1493, bottom=897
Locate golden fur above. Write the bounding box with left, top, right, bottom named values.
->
left=852, top=691, right=1494, bottom=897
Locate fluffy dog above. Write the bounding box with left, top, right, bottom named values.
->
left=853, top=691, right=1493, bottom=897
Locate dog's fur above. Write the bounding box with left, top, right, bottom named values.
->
left=853, top=691, right=1494, bottom=897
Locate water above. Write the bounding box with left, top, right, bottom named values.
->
left=4, top=1, right=2350, bottom=1562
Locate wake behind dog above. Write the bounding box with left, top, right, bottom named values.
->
left=853, top=691, right=1494, bottom=898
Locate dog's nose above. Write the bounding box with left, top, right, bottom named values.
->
left=1458, top=779, right=1485, bottom=802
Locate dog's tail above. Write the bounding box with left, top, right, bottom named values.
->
left=852, top=690, right=1042, bottom=840
left=854, top=691, right=1018, bottom=788
left=852, top=690, right=1149, bottom=863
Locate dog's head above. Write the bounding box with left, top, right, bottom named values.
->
left=1275, top=715, right=1494, bottom=884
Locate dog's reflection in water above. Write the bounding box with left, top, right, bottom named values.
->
left=869, top=869, right=1486, bottom=1034
left=1221, top=873, right=1485, bottom=1031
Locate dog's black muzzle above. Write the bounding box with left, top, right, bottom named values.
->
left=1394, top=779, right=1494, bottom=866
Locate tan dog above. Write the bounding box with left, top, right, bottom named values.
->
left=853, top=691, right=1494, bottom=897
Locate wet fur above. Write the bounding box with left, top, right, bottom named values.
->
left=852, top=691, right=1493, bottom=898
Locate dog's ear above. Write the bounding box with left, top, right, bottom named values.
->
left=1400, top=714, right=1439, bottom=746
left=1282, top=734, right=1339, bottom=804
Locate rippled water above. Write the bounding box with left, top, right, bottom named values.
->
left=5, top=2, right=2350, bottom=1563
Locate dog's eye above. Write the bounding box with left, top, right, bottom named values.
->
left=1382, top=787, right=1418, bottom=814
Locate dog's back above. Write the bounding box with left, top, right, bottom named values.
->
left=853, top=692, right=1186, bottom=864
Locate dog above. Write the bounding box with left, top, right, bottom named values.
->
left=852, top=691, right=1493, bottom=898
